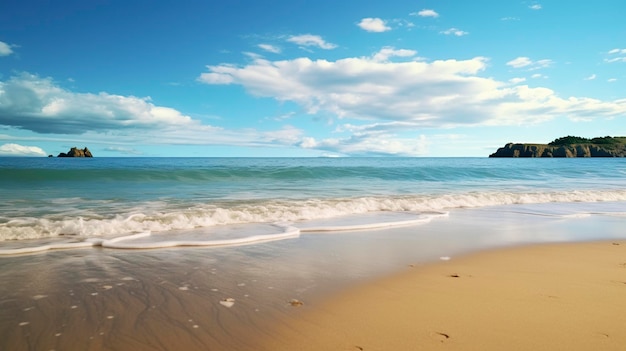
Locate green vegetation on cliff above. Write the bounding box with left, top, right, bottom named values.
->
left=490, top=136, right=626, bottom=158
left=548, top=135, right=625, bottom=146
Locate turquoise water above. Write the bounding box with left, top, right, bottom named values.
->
left=1, top=157, right=626, bottom=252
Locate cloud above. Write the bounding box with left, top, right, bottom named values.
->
left=608, top=78, right=618, bottom=82
left=357, top=18, right=391, bottom=32
left=529, top=4, right=542, bottom=10
left=0, top=143, right=47, bottom=156
left=103, top=146, right=143, bottom=155
left=440, top=28, right=469, bottom=36
left=198, top=48, right=626, bottom=133
left=0, top=73, right=196, bottom=134
left=584, top=74, right=597, bottom=80
left=501, top=17, right=520, bottom=21
left=299, top=130, right=428, bottom=156
left=286, top=34, right=337, bottom=50
left=509, top=77, right=526, bottom=84
left=258, top=44, right=281, bottom=54
left=0, top=41, right=13, bottom=56
left=506, top=56, right=553, bottom=70
left=0, top=74, right=342, bottom=154
left=605, top=48, right=626, bottom=63
left=371, top=47, right=418, bottom=62
left=412, top=9, right=439, bottom=18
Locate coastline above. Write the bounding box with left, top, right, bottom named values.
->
left=1, top=205, right=625, bottom=350
left=262, top=240, right=626, bottom=351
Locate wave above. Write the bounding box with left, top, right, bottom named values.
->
left=2, top=189, right=626, bottom=242
left=0, top=212, right=449, bottom=255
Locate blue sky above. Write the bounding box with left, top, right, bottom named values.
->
left=1, top=0, right=625, bottom=157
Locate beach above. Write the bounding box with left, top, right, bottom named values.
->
left=2, top=157, right=626, bottom=350
left=263, top=239, right=626, bottom=351
left=2, top=205, right=626, bottom=350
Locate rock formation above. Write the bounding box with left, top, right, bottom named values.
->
left=58, top=147, right=93, bottom=157
left=489, top=140, right=626, bottom=158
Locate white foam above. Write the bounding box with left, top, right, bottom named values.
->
left=297, top=211, right=448, bottom=232
left=0, top=225, right=300, bottom=255
left=3, top=189, right=626, bottom=242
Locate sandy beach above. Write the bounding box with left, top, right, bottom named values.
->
left=263, top=240, right=626, bottom=351
left=1, top=207, right=625, bottom=351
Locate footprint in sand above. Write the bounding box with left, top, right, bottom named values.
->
left=431, top=332, right=450, bottom=343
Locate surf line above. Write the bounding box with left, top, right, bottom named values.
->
left=0, top=211, right=449, bottom=255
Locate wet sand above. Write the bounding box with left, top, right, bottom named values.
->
left=263, top=240, right=626, bottom=351
left=1, top=206, right=625, bottom=350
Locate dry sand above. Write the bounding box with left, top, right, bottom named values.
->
left=262, top=240, right=626, bottom=351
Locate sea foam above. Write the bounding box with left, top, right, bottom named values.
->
left=2, top=189, right=626, bottom=243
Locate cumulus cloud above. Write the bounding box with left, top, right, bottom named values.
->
left=506, top=56, right=553, bottom=70
left=509, top=77, right=526, bottom=84
left=357, top=18, right=391, bottom=32
left=440, top=28, right=468, bottom=36
left=258, top=44, right=281, bottom=54
left=286, top=34, right=337, bottom=50
left=412, top=9, right=439, bottom=18
left=0, top=73, right=195, bottom=134
left=529, top=4, right=542, bottom=10
left=198, top=48, right=626, bottom=131
left=0, top=143, right=47, bottom=156
left=0, top=41, right=13, bottom=56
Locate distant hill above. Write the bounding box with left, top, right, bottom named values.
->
left=489, top=136, right=626, bottom=157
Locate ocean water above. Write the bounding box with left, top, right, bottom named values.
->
left=1, top=157, right=626, bottom=254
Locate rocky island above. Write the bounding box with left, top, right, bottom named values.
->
left=55, top=147, right=93, bottom=157
left=489, top=136, right=626, bottom=157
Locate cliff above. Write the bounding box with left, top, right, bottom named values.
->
left=57, top=147, right=93, bottom=157
left=489, top=137, right=626, bottom=157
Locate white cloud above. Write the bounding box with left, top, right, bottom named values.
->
left=300, top=132, right=429, bottom=156
left=286, top=34, right=337, bottom=50
left=608, top=78, right=618, bottom=82
left=584, top=74, right=597, bottom=80
left=103, top=146, right=142, bottom=155
left=357, top=18, right=391, bottom=32
left=198, top=49, right=626, bottom=134
left=509, top=77, right=526, bottom=84
left=0, top=74, right=332, bottom=154
left=0, top=143, right=47, bottom=156
left=258, top=44, right=281, bottom=54
left=531, top=73, right=546, bottom=79
left=440, top=28, right=468, bottom=36
left=605, top=57, right=626, bottom=63
left=507, top=57, right=532, bottom=68
left=506, top=56, right=553, bottom=70
left=605, top=49, right=626, bottom=63
left=0, top=73, right=195, bottom=134
left=501, top=17, right=520, bottom=21
left=413, top=9, right=439, bottom=18
left=0, top=41, right=13, bottom=56
left=371, top=47, right=418, bottom=62
left=529, top=4, right=542, bottom=10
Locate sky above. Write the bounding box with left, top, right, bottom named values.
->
left=0, top=0, right=625, bottom=157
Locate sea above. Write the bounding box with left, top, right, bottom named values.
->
left=1, top=157, right=626, bottom=255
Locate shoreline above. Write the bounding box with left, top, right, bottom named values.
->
left=1, top=206, right=625, bottom=350
left=261, top=239, right=626, bottom=351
